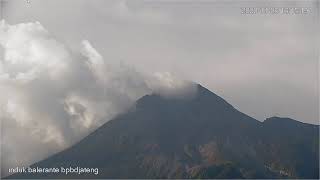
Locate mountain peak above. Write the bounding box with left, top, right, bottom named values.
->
left=264, top=116, right=307, bottom=125
left=7, top=84, right=319, bottom=179
left=263, top=116, right=318, bottom=130
left=136, top=83, right=234, bottom=110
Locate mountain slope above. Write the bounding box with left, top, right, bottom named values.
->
left=7, top=84, right=319, bottom=179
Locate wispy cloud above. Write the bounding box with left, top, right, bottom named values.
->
left=0, top=20, right=196, bottom=176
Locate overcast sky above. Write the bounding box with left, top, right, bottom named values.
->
left=2, top=0, right=319, bottom=124
left=0, top=0, right=319, bottom=176
left=2, top=0, right=320, bottom=119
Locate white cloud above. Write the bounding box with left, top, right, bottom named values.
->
left=0, top=20, right=196, bottom=176
left=147, top=72, right=197, bottom=99
left=0, top=20, right=69, bottom=80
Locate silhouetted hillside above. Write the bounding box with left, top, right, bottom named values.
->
left=7, top=84, right=319, bottom=179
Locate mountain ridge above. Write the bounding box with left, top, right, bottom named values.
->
left=6, top=84, right=319, bottom=179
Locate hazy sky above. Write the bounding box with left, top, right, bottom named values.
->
left=0, top=0, right=319, bottom=176
left=3, top=0, right=319, bottom=124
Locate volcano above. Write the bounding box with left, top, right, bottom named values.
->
left=7, top=84, right=319, bottom=179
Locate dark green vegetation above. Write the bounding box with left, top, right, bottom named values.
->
left=7, top=85, right=319, bottom=179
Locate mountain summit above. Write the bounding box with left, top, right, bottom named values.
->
left=7, top=84, right=319, bottom=179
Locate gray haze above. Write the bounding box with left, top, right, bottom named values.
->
left=0, top=19, right=197, bottom=176
left=3, top=0, right=319, bottom=124
left=0, top=0, right=319, bottom=177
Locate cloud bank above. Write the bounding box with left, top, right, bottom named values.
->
left=4, top=0, right=317, bottom=124
left=0, top=20, right=196, bottom=176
